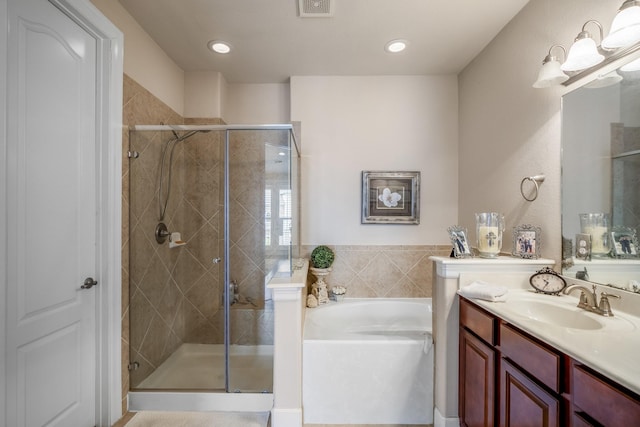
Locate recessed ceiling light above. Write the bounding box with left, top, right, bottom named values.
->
left=385, top=39, right=408, bottom=53
left=207, top=40, right=232, bottom=54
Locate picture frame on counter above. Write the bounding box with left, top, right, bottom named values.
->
left=448, top=225, right=472, bottom=258
left=512, top=224, right=541, bottom=259
left=611, top=226, right=639, bottom=258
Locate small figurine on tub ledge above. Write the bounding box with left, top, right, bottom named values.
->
left=331, top=286, right=346, bottom=302
left=307, top=293, right=318, bottom=308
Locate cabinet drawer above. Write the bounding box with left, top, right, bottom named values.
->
left=460, top=298, right=495, bottom=344
left=572, top=364, right=640, bottom=427
left=499, top=323, right=561, bottom=393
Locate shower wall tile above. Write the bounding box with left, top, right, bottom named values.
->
left=302, top=245, right=451, bottom=298
left=122, top=74, right=188, bottom=400
left=124, top=75, right=275, bottom=396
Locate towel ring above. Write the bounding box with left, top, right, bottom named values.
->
left=520, top=174, right=545, bottom=202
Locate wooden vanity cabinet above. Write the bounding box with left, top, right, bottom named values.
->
left=459, top=297, right=562, bottom=427
left=459, top=296, right=640, bottom=427
left=571, top=362, right=640, bottom=427
left=499, top=357, right=560, bottom=427
left=459, top=328, right=496, bottom=427
left=459, top=296, right=497, bottom=427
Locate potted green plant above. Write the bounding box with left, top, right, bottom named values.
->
left=309, top=245, right=334, bottom=305
left=310, top=245, right=335, bottom=269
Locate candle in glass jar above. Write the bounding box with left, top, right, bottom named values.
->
left=478, top=226, right=500, bottom=254
left=583, top=226, right=608, bottom=254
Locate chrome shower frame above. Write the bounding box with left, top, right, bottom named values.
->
left=127, top=123, right=300, bottom=412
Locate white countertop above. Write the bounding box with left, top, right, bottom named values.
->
left=466, top=289, right=640, bottom=395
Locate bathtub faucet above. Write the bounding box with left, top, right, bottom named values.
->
left=229, top=280, right=239, bottom=305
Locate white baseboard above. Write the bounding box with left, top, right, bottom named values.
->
left=271, top=408, right=302, bottom=427
left=128, top=391, right=273, bottom=412
left=434, top=406, right=460, bottom=427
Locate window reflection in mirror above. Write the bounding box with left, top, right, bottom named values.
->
left=562, top=52, right=640, bottom=293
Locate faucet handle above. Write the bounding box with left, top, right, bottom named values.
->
left=598, top=292, right=621, bottom=317
left=578, top=291, right=589, bottom=305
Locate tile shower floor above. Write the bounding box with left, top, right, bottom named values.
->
left=137, top=343, right=273, bottom=392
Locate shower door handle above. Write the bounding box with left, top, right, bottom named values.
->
left=81, top=277, right=98, bottom=289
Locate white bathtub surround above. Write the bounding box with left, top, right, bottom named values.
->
left=303, top=298, right=434, bottom=425
left=267, top=260, right=309, bottom=427
left=430, top=256, right=555, bottom=427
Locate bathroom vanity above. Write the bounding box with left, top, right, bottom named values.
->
left=459, top=295, right=640, bottom=427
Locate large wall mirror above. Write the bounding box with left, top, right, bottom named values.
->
left=562, top=47, right=640, bottom=293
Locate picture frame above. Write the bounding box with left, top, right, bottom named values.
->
left=575, top=233, right=592, bottom=261
left=361, top=171, right=420, bottom=224
left=448, top=225, right=473, bottom=258
left=512, top=224, right=541, bottom=259
left=610, top=226, right=639, bottom=258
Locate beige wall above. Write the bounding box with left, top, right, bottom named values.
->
left=225, top=83, right=291, bottom=124
left=291, top=75, right=459, bottom=246
left=90, top=0, right=185, bottom=115
left=458, top=0, right=620, bottom=265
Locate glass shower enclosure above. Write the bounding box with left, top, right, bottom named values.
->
left=127, top=124, right=300, bottom=396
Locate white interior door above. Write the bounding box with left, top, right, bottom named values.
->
left=5, top=0, right=99, bottom=425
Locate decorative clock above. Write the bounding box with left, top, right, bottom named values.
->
left=529, top=267, right=567, bottom=295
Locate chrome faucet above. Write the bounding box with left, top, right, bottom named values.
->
left=562, top=284, right=620, bottom=317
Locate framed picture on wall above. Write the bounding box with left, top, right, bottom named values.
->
left=361, top=171, right=420, bottom=224
left=512, top=224, right=541, bottom=259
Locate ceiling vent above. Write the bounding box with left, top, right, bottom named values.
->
left=298, top=0, right=334, bottom=17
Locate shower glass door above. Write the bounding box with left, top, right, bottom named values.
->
left=128, top=125, right=299, bottom=394
left=225, top=128, right=296, bottom=393
left=128, top=127, right=226, bottom=391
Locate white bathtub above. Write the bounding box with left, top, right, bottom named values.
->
left=303, top=298, right=434, bottom=425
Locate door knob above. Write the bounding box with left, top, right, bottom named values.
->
left=81, top=277, right=98, bottom=289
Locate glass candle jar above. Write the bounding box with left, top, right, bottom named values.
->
left=579, top=213, right=611, bottom=257
left=475, top=212, right=505, bottom=258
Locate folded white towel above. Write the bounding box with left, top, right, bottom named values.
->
left=457, top=280, right=509, bottom=302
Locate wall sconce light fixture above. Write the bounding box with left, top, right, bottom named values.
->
left=534, top=2, right=640, bottom=88
left=602, top=0, right=640, bottom=49
left=533, top=45, right=569, bottom=88
left=620, top=55, right=640, bottom=70
left=561, top=20, right=605, bottom=72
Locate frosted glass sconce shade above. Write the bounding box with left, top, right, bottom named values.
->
left=533, top=45, right=569, bottom=88
left=602, top=1, right=640, bottom=49
left=561, top=22, right=605, bottom=72
left=620, top=56, right=640, bottom=71
left=533, top=59, right=568, bottom=88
